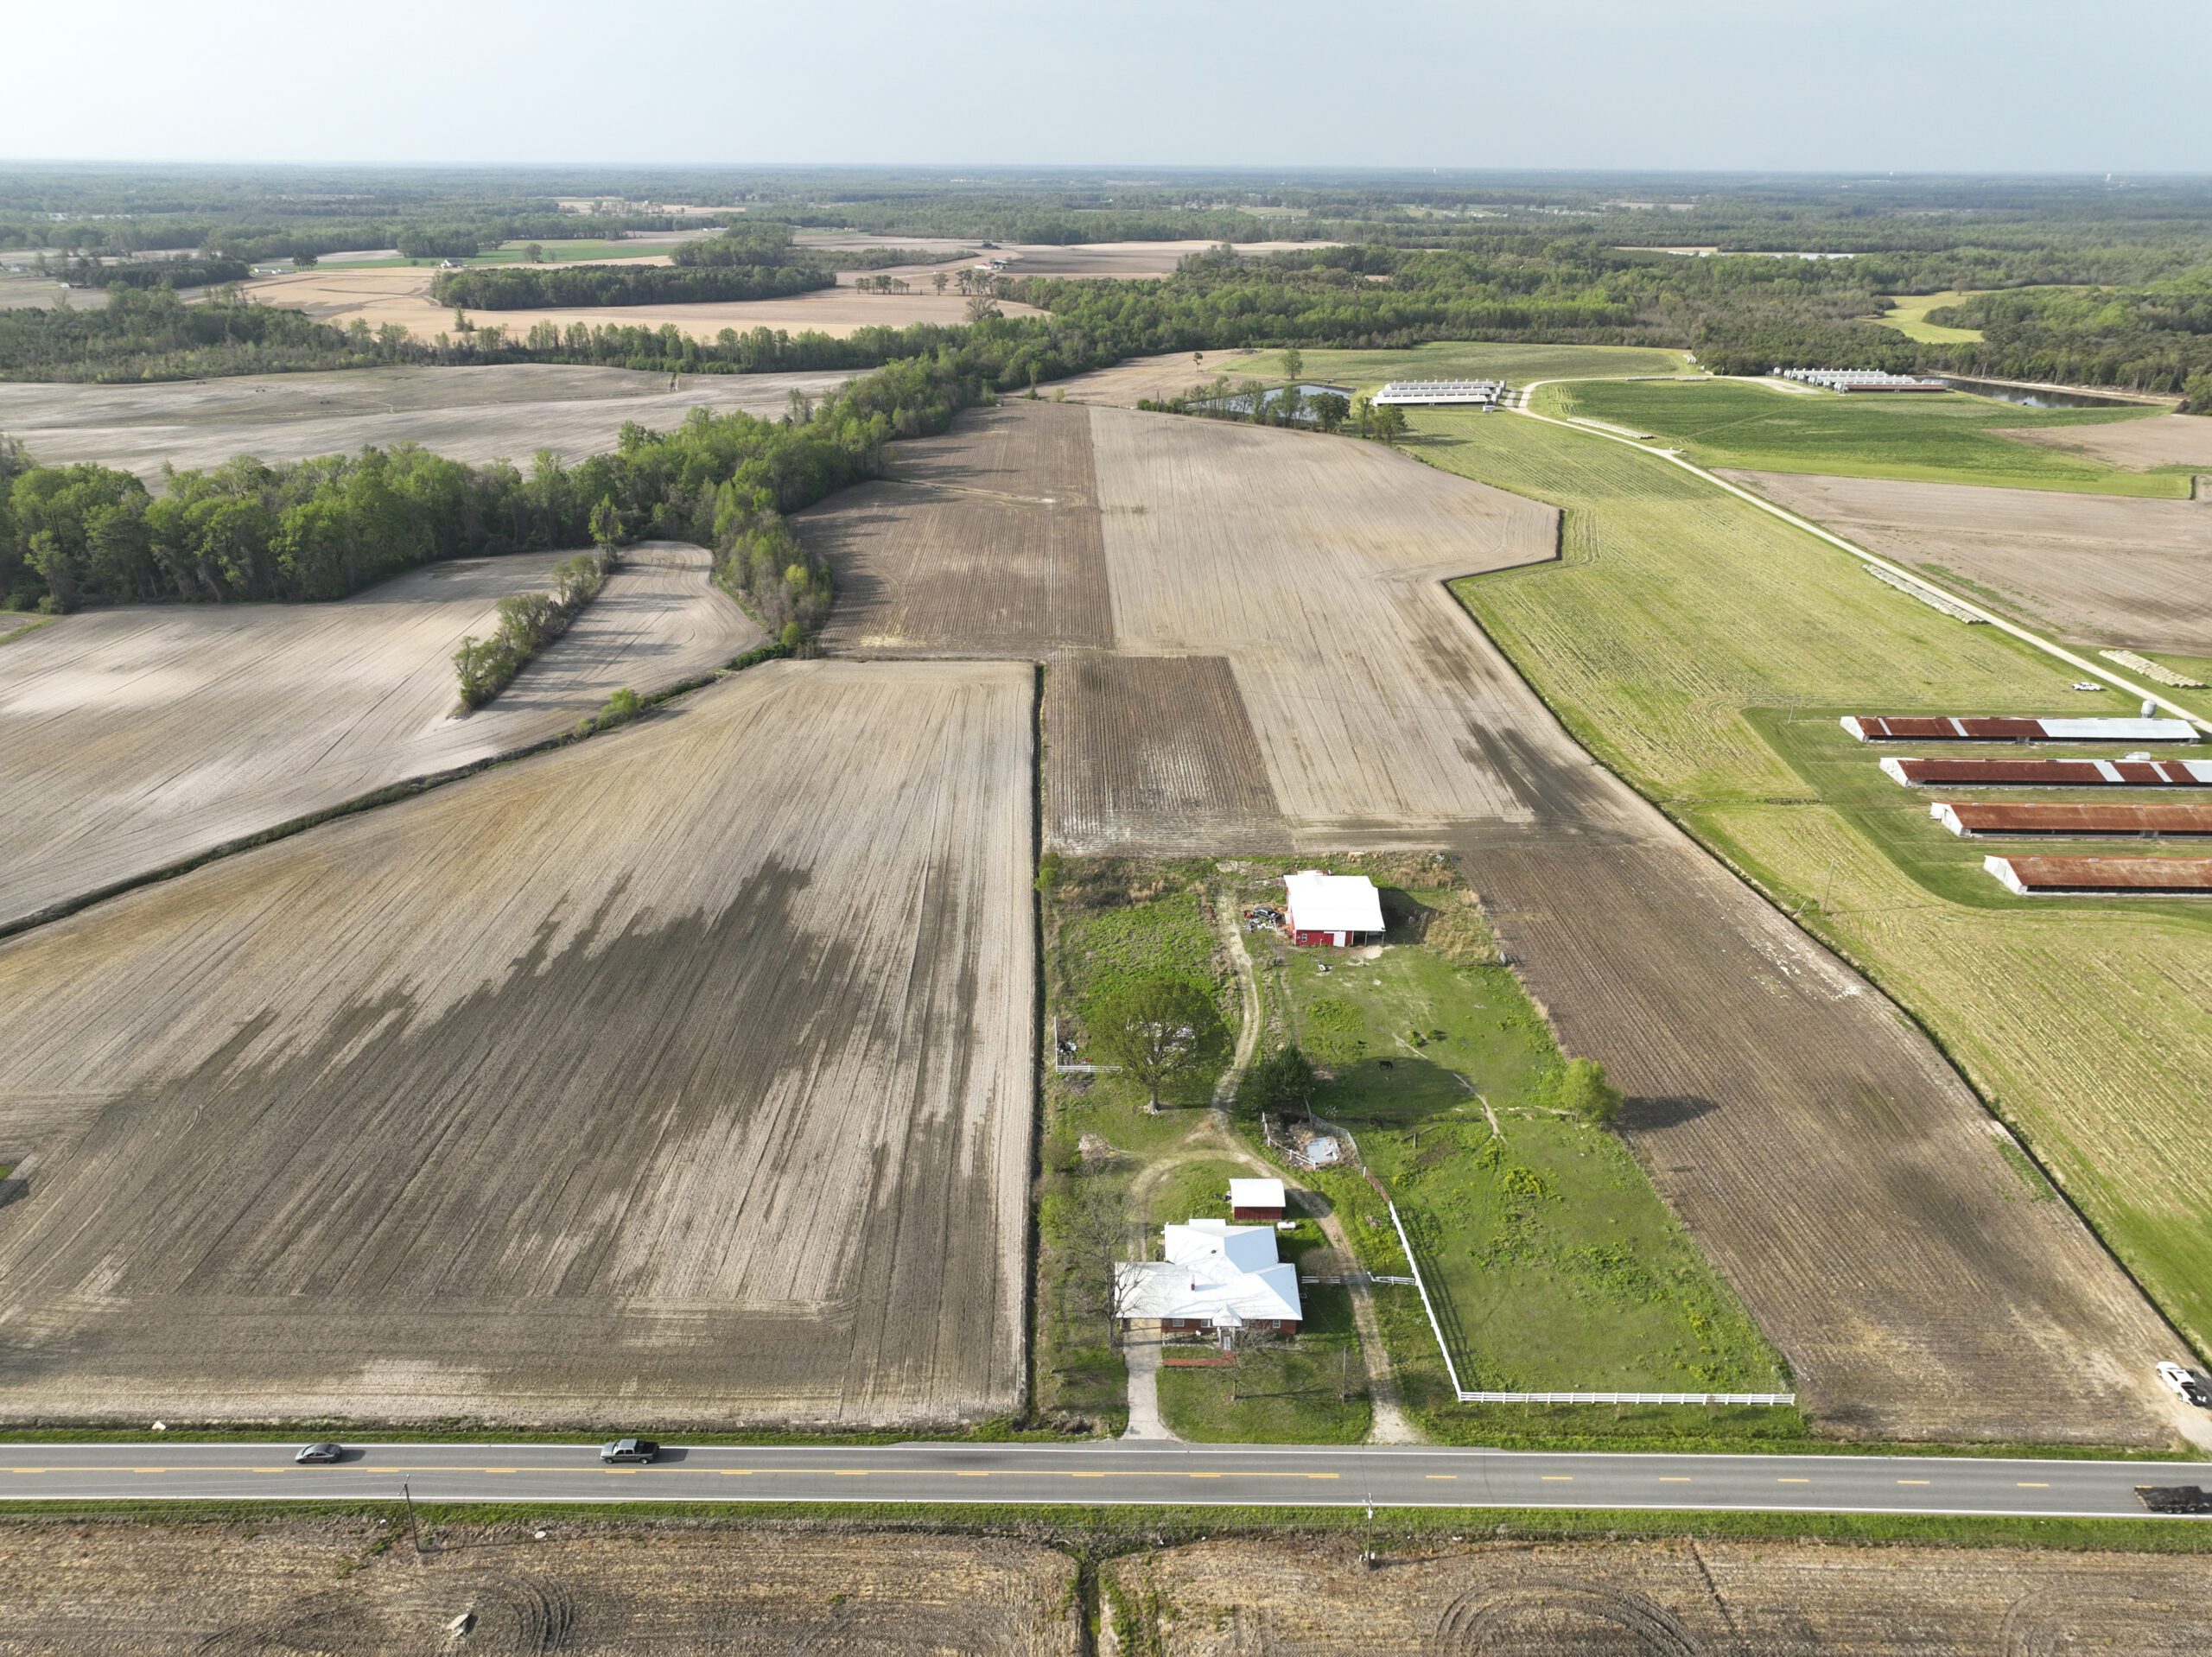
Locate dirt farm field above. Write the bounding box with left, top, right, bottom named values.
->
left=0, top=1520, right=1078, bottom=1655
left=0, top=659, right=1033, bottom=1425
left=0, top=542, right=758, bottom=930
left=239, top=263, right=1044, bottom=341
left=1997, top=410, right=2212, bottom=470
left=0, top=364, right=853, bottom=482
left=1726, top=468, right=2212, bottom=654
left=1102, top=1535, right=2212, bottom=1654
left=1047, top=349, right=1265, bottom=405
left=795, top=402, right=2194, bottom=1444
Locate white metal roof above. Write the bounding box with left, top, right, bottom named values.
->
left=1372, top=378, right=1505, bottom=405
left=1283, top=870, right=1384, bottom=935
left=1229, top=1178, right=1286, bottom=1209
left=1116, top=1219, right=1303, bottom=1324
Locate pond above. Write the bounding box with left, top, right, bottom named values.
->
left=1934, top=375, right=2155, bottom=410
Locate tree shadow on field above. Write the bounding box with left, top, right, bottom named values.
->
left=1624, top=1094, right=1720, bottom=1133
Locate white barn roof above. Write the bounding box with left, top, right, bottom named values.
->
left=1116, top=1219, right=1303, bottom=1325
left=1229, top=1177, right=1286, bottom=1209
left=1283, top=870, right=1384, bottom=934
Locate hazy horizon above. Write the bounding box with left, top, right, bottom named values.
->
left=3, top=0, right=2202, bottom=174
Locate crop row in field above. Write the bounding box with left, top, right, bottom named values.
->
left=1428, top=403, right=2212, bottom=1363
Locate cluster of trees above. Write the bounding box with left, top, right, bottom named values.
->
left=431, top=261, right=832, bottom=310
left=453, top=549, right=609, bottom=708
left=1929, top=284, right=2212, bottom=406
left=665, top=225, right=805, bottom=267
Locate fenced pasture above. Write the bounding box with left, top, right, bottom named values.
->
left=0, top=660, right=1035, bottom=1426
left=0, top=543, right=757, bottom=930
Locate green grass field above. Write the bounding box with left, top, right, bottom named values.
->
left=1260, top=884, right=1787, bottom=1432
left=1229, top=340, right=1688, bottom=392
left=1357, top=397, right=2212, bottom=1356
left=1549, top=378, right=2188, bottom=495
left=1872, top=291, right=1987, bottom=344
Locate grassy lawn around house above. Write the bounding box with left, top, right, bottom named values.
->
left=1155, top=1285, right=1371, bottom=1444
left=1260, top=891, right=1787, bottom=1414
left=1547, top=377, right=2188, bottom=496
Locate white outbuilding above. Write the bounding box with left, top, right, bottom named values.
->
left=1283, top=870, right=1384, bottom=947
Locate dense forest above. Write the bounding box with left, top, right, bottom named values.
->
left=0, top=338, right=1017, bottom=632
left=430, top=261, right=833, bottom=309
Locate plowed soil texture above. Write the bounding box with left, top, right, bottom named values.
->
left=0, top=364, right=853, bottom=483
left=0, top=660, right=1035, bottom=1426
left=1727, top=468, right=2212, bottom=655
left=0, top=542, right=760, bottom=931
left=0, top=1520, right=1077, bottom=1655
left=1103, top=1534, right=2211, bottom=1654
left=791, top=401, right=2188, bottom=1444
left=1997, top=411, right=2212, bottom=471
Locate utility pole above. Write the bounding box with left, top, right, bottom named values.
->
left=402, top=1481, right=424, bottom=1558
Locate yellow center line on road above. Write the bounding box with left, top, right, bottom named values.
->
left=1539, top=1476, right=1573, bottom=1482
left=2018, top=1482, right=2051, bottom=1489
left=1188, top=1472, right=1223, bottom=1479
left=1306, top=1474, right=1338, bottom=1481
left=484, top=1470, right=517, bottom=1476
left=953, top=1471, right=988, bottom=1478
left=1069, top=1472, right=1106, bottom=1478
left=1657, top=1477, right=1692, bottom=1482
left=1777, top=1478, right=1810, bottom=1484
left=1896, top=1479, right=1930, bottom=1486
left=833, top=1470, right=869, bottom=1477
left=11, top=1470, right=47, bottom=1475
left=1426, top=1475, right=1456, bottom=1481
left=251, top=1468, right=287, bottom=1474
left=133, top=1469, right=166, bottom=1474
left=720, top=1470, right=755, bottom=1476
left=601, top=1469, right=640, bottom=1476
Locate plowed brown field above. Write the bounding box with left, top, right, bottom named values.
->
left=800, top=399, right=1113, bottom=656
left=0, top=543, right=759, bottom=930
left=0, top=659, right=1034, bottom=1425
left=1727, top=468, right=2212, bottom=653
left=2, top=1520, right=1078, bottom=1655
left=241, top=263, right=1043, bottom=341
left=0, top=364, right=852, bottom=482
left=1998, top=410, right=2212, bottom=470
left=1103, top=1535, right=2212, bottom=1654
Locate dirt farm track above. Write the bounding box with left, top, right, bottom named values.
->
left=796, top=401, right=2193, bottom=1444
left=0, top=542, right=760, bottom=931
left=0, top=661, right=1034, bottom=1425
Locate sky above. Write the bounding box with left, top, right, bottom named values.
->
left=3, top=0, right=2203, bottom=175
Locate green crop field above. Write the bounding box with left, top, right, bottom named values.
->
left=1548, top=378, right=2188, bottom=495
left=1370, top=399, right=2212, bottom=1355
left=1267, top=895, right=1786, bottom=1420
left=1872, top=291, right=1987, bottom=344
left=1230, top=340, right=1689, bottom=391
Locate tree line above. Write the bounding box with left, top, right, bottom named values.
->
left=431, top=261, right=833, bottom=310
left=453, top=549, right=610, bottom=708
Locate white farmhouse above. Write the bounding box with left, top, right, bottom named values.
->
left=1116, top=1219, right=1303, bottom=1341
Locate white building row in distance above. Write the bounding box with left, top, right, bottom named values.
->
left=1774, top=367, right=1948, bottom=393
left=1372, top=379, right=1508, bottom=407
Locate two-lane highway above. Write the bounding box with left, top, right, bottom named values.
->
left=4, top=1441, right=2209, bottom=1518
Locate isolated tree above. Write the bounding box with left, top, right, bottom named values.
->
left=1371, top=403, right=1408, bottom=447
left=1556, top=1057, right=1624, bottom=1127
left=1282, top=346, right=1304, bottom=381
left=1089, top=975, right=1231, bottom=1112
left=525, top=243, right=545, bottom=264
left=964, top=291, right=1001, bottom=323
left=291, top=250, right=320, bottom=269
left=932, top=270, right=948, bottom=295
left=1309, top=391, right=1351, bottom=434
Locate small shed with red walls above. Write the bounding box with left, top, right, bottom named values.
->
left=1229, top=1177, right=1287, bottom=1222
left=1283, top=869, right=1384, bottom=948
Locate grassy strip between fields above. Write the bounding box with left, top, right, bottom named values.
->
left=0, top=1500, right=2206, bottom=1555
left=1872, top=291, right=1988, bottom=345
